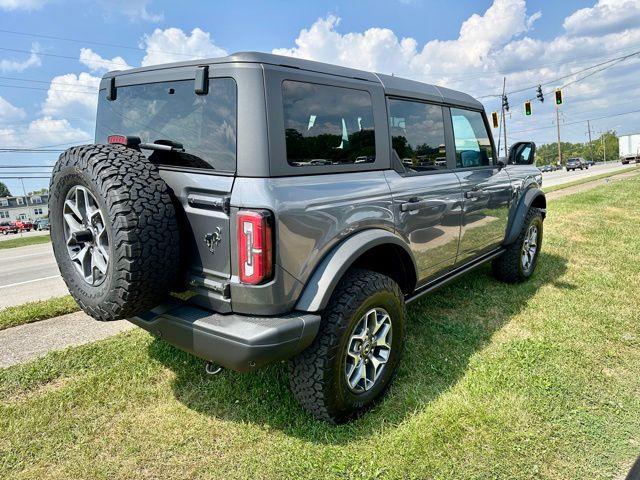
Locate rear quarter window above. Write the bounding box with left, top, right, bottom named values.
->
left=95, top=78, right=237, bottom=173
left=282, top=81, right=376, bottom=167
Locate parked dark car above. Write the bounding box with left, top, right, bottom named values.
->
left=539, top=164, right=554, bottom=172
left=49, top=52, right=546, bottom=423
left=566, top=157, right=588, bottom=171
left=34, top=218, right=50, bottom=231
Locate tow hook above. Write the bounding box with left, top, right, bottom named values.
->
left=205, top=361, right=223, bottom=375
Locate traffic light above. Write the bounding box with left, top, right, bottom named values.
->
left=502, top=94, right=509, bottom=112
left=555, top=89, right=563, bottom=105
left=536, top=85, right=544, bottom=103
left=524, top=101, right=532, bottom=116
left=491, top=111, right=499, bottom=128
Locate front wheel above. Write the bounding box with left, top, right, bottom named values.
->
left=289, top=269, right=406, bottom=423
left=492, top=207, right=543, bottom=283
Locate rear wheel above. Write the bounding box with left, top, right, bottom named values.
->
left=289, top=269, right=406, bottom=423
left=492, top=207, right=543, bottom=283
left=49, top=144, right=180, bottom=321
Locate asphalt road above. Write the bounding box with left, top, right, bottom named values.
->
left=540, top=161, right=636, bottom=188
left=0, top=161, right=635, bottom=310
left=0, top=242, right=66, bottom=309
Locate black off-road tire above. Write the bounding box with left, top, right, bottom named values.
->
left=49, top=144, right=179, bottom=321
left=289, top=269, right=406, bottom=424
left=492, top=207, right=544, bottom=283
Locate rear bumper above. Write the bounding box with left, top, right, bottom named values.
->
left=129, top=301, right=321, bottom=372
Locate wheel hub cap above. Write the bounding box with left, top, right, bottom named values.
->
left=63, top=185, right=110, bottom=286
left=521, top=224, right=538, bottom=272
left=344, top=307, right=392, bottom=393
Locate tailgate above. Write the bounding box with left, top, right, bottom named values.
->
left=159, top=169, right=234, bottom=296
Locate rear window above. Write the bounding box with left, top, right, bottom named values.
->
left=282, top=81, right=376, bottom=167
left=95, top=78, right=237, bottom=173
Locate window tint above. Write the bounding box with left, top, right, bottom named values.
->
left=96, top=78, right=237, bottom=173
left=388, top=99, right=447, bottom=172
left=282, top=81, right=376, bottom=167
left=451, top=108, right=493, bottom=168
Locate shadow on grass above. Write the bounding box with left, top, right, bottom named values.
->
left=148, top=252, right=569, bottom=444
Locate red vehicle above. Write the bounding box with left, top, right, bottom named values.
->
left=0, top=221, right=18, bottom=235
left=12, top=220, right=34, bottom=231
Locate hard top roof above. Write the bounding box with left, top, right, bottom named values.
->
left=104, top=51, right=483, bottom=110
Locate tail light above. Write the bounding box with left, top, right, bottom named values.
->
left=107, top=135, right=141, bottom=148
left=237, top=210, right=273, bottom=285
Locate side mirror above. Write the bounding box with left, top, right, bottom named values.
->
left=508, top=141, right=536, bottom=165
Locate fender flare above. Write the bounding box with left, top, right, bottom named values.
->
left=295, top=229, right=417, bottom=313
left=504, top=187, right=546, bottom=245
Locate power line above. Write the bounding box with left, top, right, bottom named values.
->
left=0, top=149, right=65, bottom=153
left=0, top=83, right=96, bottom=95
left=0, top=75, right=98, bottom=89
left=0, top=165, right=53, bottom=168
left=0, top=139, right=92, bottom=151
left=509, top=107, right=640, bottom=135
left=0, top=28, right=199, bottom=59
left=478, top=48, right=640, bottom=99
left=0, top=46, right=127, bottom=68
left=0, top=175, right=51, bottom=178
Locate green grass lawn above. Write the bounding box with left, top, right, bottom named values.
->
left=1, top=177, right=639, bottom=479
left=0, top=234, right=51, bottom=250
left=0, top=296, right=79, bottom=331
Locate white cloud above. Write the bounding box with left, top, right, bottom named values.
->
left=140, top=27, right=227, bottom=66
left=42, top=72, right=101, bottom=121
left=97, top=0, right=163, bottom=22
left=0, top=117, right=89, bottom=149
left=0, top=43, right=41, bottom=73
left=0, top=0, right=49, bottom=10
left=25, top=116, right=90, bottom=145
left=274, top=0, right=640, bottom=144
left=79, top=48, right=132, bottom=73
left=0, top=96, right=26, bottom=125
left=274, top=0, right=542, bottom=81
left=563, top=0, right=640, bottom=37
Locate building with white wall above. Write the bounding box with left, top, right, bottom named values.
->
left=0, top=194, right=49, bottom=222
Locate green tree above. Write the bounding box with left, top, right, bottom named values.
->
left=0, top=182, right=10, bottom=197
left=534, top=131, right=619, bottom=166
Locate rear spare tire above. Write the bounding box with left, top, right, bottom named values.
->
left=49, top=144, right=180, bottom=321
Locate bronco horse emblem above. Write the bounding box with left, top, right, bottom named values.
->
left=204, top=227, right=222, bottom=253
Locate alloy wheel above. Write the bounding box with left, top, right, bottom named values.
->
left=344, top=307, right=393, bottom=393
left=63, top=185, right=110, bottom=286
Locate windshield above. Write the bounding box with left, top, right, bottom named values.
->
left=95, top=78, right=237, bottom=173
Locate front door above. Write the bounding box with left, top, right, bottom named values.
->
left=385, top=98, right=462, bottom=285
left=449, top=108, right=512, bottom=263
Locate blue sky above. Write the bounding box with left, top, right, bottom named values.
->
left=1, top=0, right=639, bottom=193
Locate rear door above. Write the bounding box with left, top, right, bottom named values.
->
left=95, top=67, right=242, bottom=291
left=449, top=108, right=512, bottom=263
left=385, top=98, right=462, bottom=284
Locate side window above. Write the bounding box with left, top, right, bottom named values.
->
left=451, top=108, right=493, bottom=168
left=282, top=81, right=376, bottom=167
left=387, top=99, right=447, bottom=172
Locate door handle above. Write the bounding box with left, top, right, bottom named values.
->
left=464, top=190, right=482, bottom=199
left=400, top=197, right=436, bottom=212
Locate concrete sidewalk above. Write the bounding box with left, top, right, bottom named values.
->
left=0, top=311, right=134, bottom=368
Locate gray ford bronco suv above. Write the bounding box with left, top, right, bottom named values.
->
left=49, top=52, right=545, bottom=423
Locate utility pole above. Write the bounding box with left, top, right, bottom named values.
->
left=502, top=77, right=508, bottom=158
left=599, top=131, right=607, bottom=163
left=19, top=177, right=29, bottom=238
left=586, top=120, right=595, bottom=164
left=555, top=104, right=562, bottom=165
